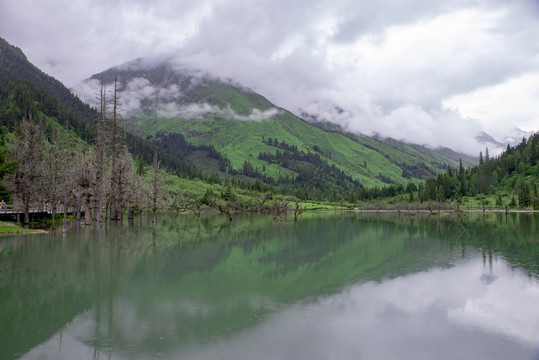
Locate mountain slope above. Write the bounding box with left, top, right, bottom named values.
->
left=0, top=38, right=199, bottom=177
left=81, top=59, right=476, bottom=189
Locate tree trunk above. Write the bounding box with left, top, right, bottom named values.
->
left=24, top=202, right=29, bottom=226
left=84, top=197, right=91, bottom=225
left=63, top=203, right=67, bottom=232
left=51, top=204, right=56, bottom=230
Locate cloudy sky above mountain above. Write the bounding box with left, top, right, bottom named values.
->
left=1, top=0, right=538, bottom=154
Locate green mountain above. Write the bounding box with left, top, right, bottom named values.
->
left=86, top=59, right=476, bottom=193
left=0, top=36, right=476, bottom=202
left=420, top=134, right=539, bottom=208
left=0, top=38, right=198, bottom=178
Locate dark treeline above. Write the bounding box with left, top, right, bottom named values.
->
left=258, top=138, right=362, bottom=201
left=0, top=78, right=201, bottom=181
left=0, top=38, right=204, bottom=181
left=150, top=132, right=365, bottom=202
left=420, top=135, right=539, bottom=207
left=151, top=132, right=229, bottom=175
left=0, top=74, right=95, bottom=139
left=0, top=40, right=95, bottom=136
left=359, top=134, right=539, bottom=208
left=356, top=182, right=416, bottom=202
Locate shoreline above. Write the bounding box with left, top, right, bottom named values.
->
left=0, top=221, right=48, bottom=235
left=347, top=208, right=539, bottom=213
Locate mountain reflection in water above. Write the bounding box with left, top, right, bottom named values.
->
left=1, top=212, right=538, bottom=360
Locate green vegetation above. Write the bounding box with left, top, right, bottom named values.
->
left=354, top=136, right=539, bottom=211
left=0, top=221, right=45, bottom=234
left=419, top=137, right=539, bottom=209
left=2, top=211, right=538, bottom=358
left=4, top=36, right=534, bottom=215
left=0, top=35, right=481, bottom=221
left=92, top=61, right=476, bottom=198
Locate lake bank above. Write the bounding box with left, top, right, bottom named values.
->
left=0, top=221, right=48, bottom=235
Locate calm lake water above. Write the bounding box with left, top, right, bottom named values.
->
left=1, top=212, right=538, bottom=360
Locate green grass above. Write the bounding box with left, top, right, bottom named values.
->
left=137, top=112, right=468, bottom=189
left=0, top=221, right=46, bottom=234
left=125, top=72, right=477, bottom=189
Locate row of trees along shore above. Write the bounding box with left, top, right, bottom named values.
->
left=357, top=133, right=539, bottom=210
left=420, top=135, right=539, bottom=208
left=1, top=79, right=307, bottom=228
left=3, top=79, right=153, bottom=228
left=2, top=78, right=538, bottom=220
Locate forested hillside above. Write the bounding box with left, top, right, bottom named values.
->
left=0, top=38, right=198, bottom=178
left=1, top=36, right=489, bottom=212
left=355, top=134, right=539, bottom=208
left=420, top=135, right=539, bottom=208
left=85, top=59, right=476, bottom=192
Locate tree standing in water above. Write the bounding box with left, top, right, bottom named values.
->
left=94, top=81, right=107, bottom=222
left=147, top=153, right=168, bottom=224
left=5, top=116, right=45, bottom=225
left=108, top=78, right=127, bottom=221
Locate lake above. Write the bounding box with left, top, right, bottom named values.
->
left=1, top=211, right=538, bottom=360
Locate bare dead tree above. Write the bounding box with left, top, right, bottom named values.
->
left=293, top=201, right=305, bottom=223
left=72, top=151, right=95, bottom=225
left=205, top=193, right=234, bottom=223
left=253, top=192, right=273, bottom=214
left=93, top=80, right=107, bottom=222
left=5, top=116, right=45, bottom=225
left=269, top=199, right=290, bottom=221
left=41, top=129, right=65, bottom=230
left=147, top=153, right=168, bottom=223
left=62, top=117, right=70, bottom=232
left=108, top=78, right=126, bottom=221
left=126, top=166, right=144, bottom=221
left=180, top=192, right=203, bottom=229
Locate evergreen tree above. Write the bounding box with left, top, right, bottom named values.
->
left=518, top=180, right=531, bottom=208
left=496, top=194, right=503, bottom=207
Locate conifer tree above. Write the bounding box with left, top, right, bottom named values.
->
left=518, top=180, right=531, bottom=208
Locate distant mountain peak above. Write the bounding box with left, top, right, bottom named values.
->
left=474, top=129, right=534, bottom=151
left=475, top=131, right=503, bottom=148
left=73, top=56, right=280, bottom=122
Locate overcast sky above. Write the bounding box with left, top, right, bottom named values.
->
left=1, top=0, right=539, bottom=155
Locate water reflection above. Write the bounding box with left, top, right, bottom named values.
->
left=173, top=258, right=537, bottom=360
left=1, top=212, right=538, bottom=360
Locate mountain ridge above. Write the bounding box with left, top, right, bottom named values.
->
left=76, top=57, right=477, bottom=190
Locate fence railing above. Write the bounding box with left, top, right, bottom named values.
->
left=0, top=205, right=80, bottom=215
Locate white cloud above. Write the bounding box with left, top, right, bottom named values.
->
left=2, top=0, right=539, bottom=154
left=158, top=103, right=280, bottom=122
left=444, top=72, right=539, bottom=139
left=73, top=76, right=280, bottom=122
left=180, top=257, right=539, bottom=360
